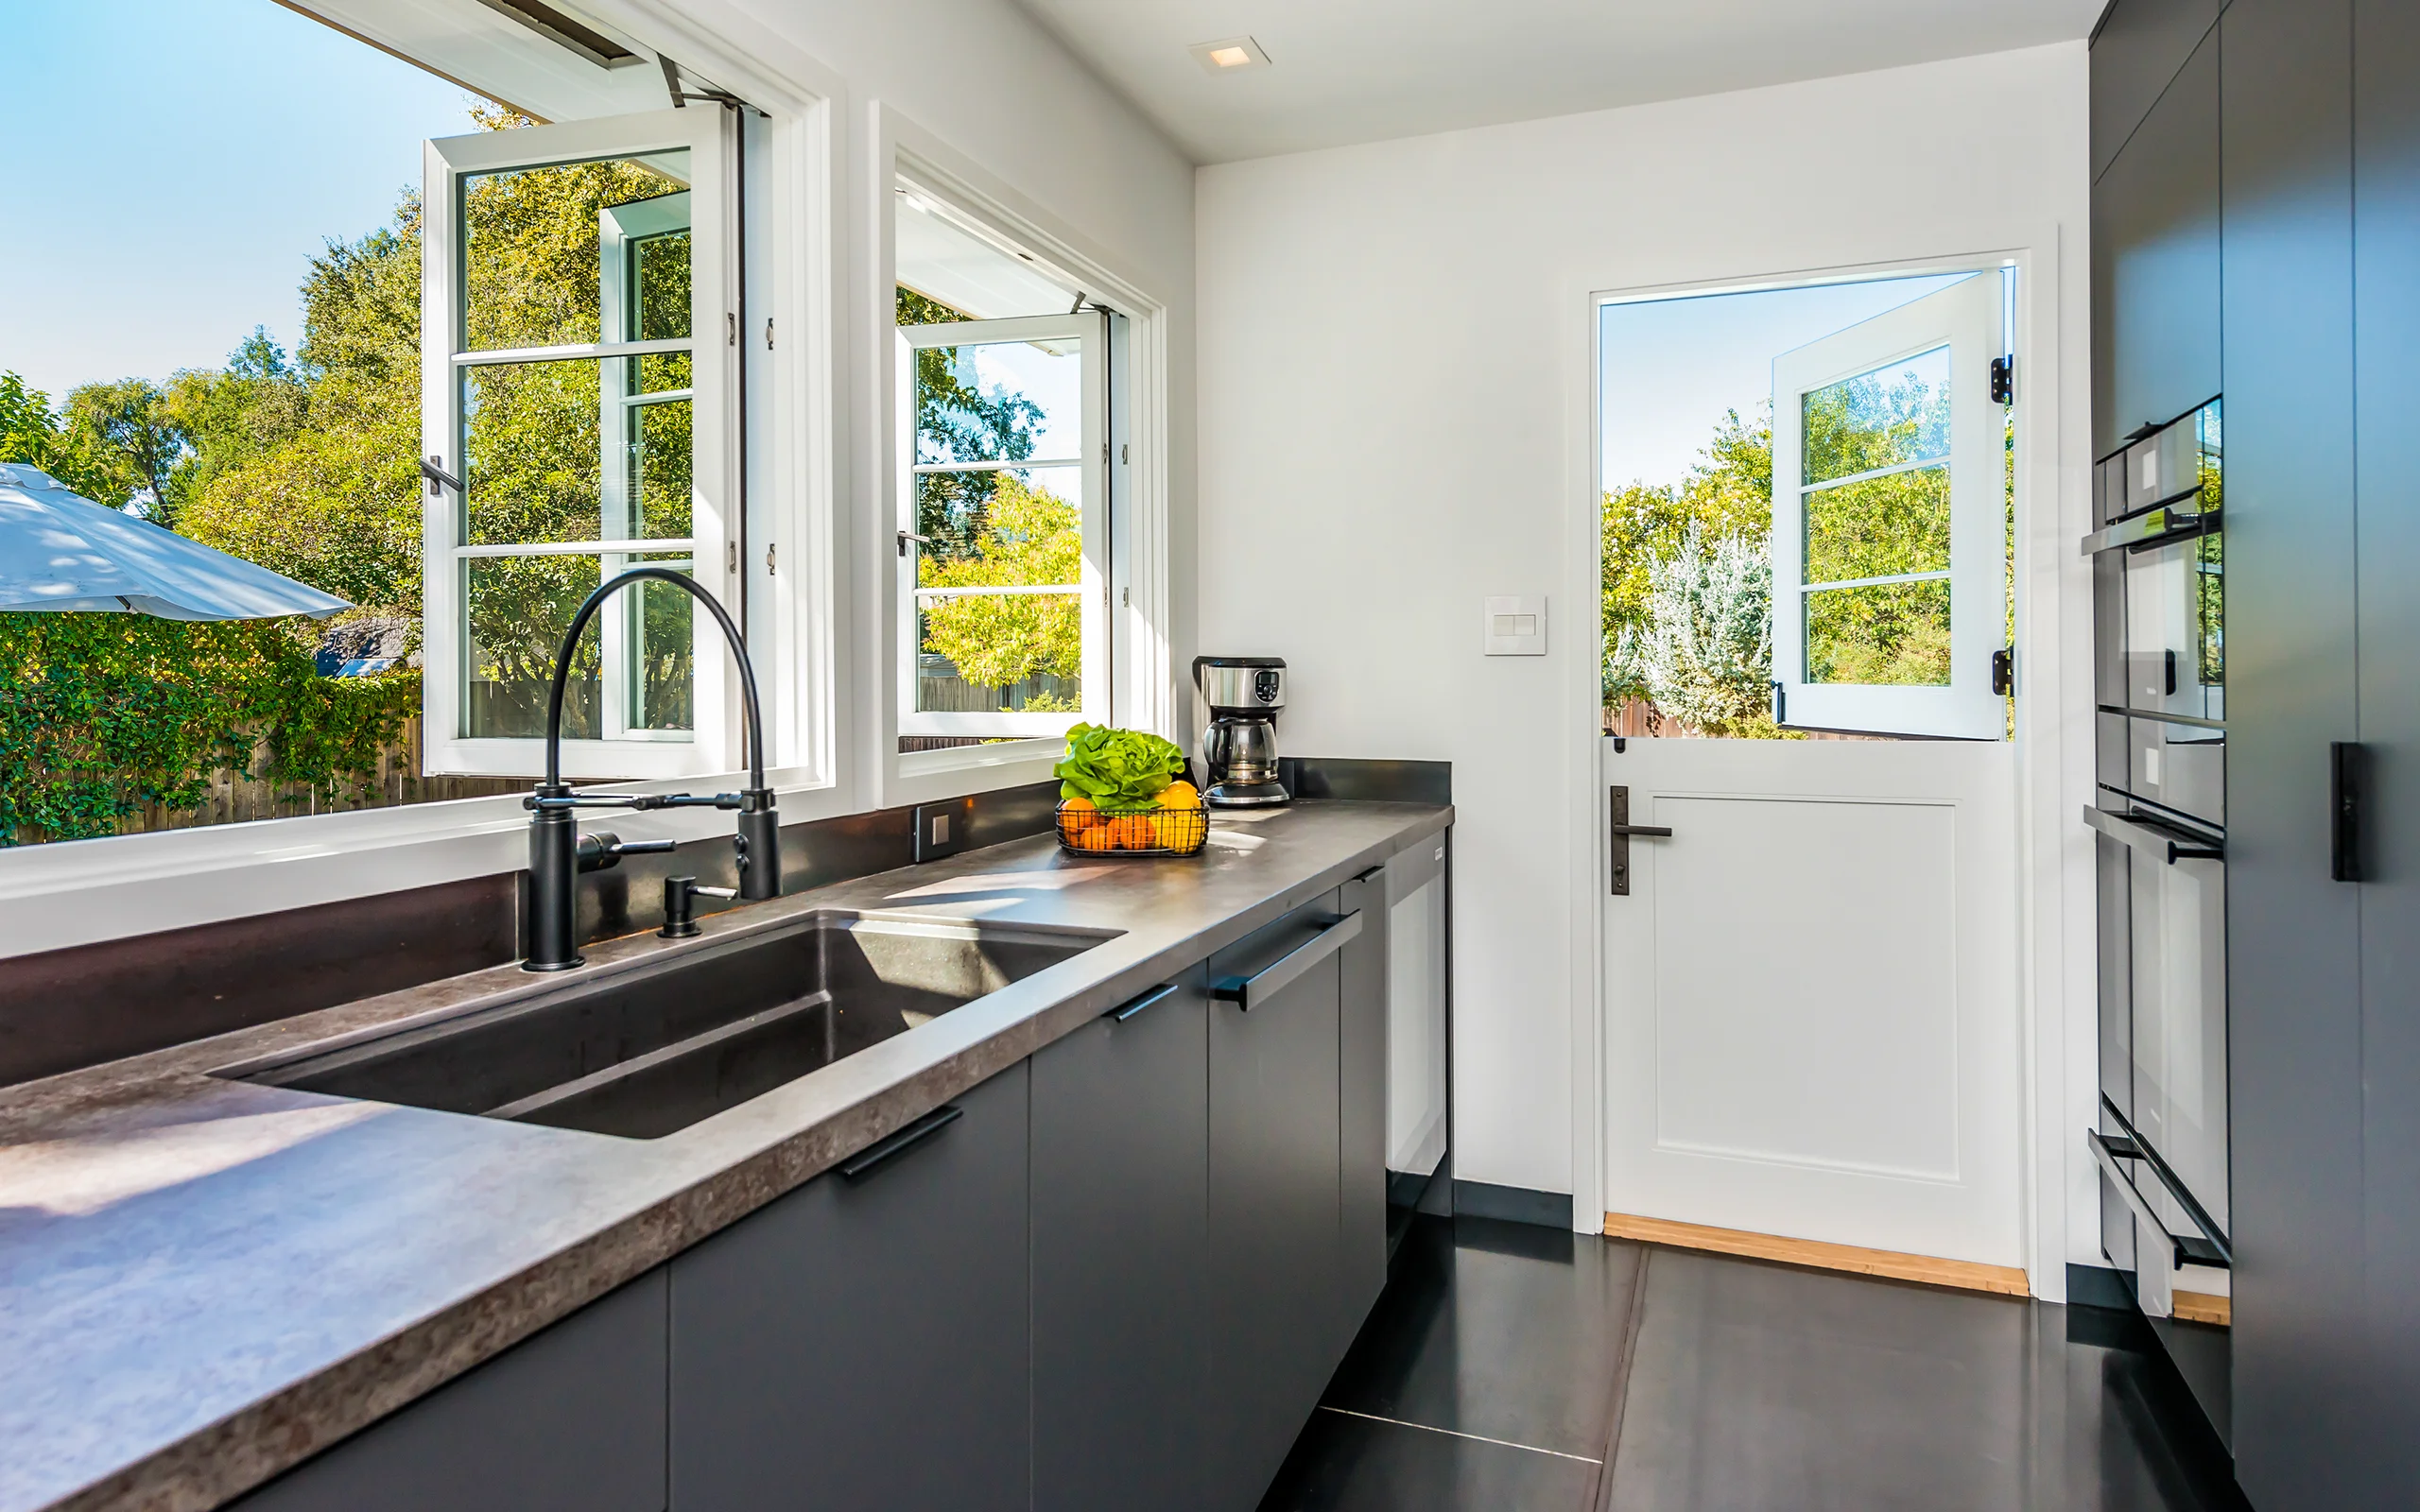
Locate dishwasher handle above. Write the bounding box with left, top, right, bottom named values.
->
left=1210, top=911, right=1362, bottom=1011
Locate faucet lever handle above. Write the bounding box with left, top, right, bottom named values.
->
left=577, top=833, right=679, bottom=873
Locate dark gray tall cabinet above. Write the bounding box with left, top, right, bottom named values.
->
left=2095, top=0, right=2420, bottom=1503
left=2354, top=0, right=2420, bottom=1492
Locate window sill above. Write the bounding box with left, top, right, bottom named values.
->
left=0, top=767, right=846, bottom=960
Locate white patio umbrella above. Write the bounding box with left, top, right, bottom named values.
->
left=0, top=461, right=349, bottom=621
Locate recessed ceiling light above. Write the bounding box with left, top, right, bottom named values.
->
left=1188, top=36, right=1270, bottom=74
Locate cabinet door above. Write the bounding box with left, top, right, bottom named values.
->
left=1205, top=898, right=1344, bottom=1512
left=1336, top=868, right=1390, bottom=1336
left=2355, top=0, right=2420, bottom=1494
left=231, top=1271, right=667, bottom=1512
left=669, top=1064, right=1030, bottom=1512
left=2090, top=0, right=2223, bottom=180
left=2221, top=0, right=2364, bottom=1500
left=1030, top=977, right=1209, bottom=1512
left=2093, top=19, right=2221, bottom=456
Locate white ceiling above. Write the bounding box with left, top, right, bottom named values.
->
left=1012, top=0, right=2105, bottom=164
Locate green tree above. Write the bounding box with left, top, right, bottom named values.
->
left=59, top=378, right=190, bottom=524
left=897, top=285, right=1044, bottom=559
left=919, top=472, right=1082, bottom=696
left=1608, top=526, right=1774, bottom=735
left=1601, top=405, right=1772, bottom=704
left=0, top=372, right=117, bottom=501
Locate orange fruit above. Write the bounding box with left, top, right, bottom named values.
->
left=1108, top=814, right=1158, bottom=850
left=1156, top=781, right=1200, bottom=810
left=1073, top=823, right=1115, bottom=851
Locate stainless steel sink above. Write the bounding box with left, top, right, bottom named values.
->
left=223, top=912, right=1108, bottom=1139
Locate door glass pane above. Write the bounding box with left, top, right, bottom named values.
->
left=459, top=150, right=692, bottom=351
left=914, top=595, right=1083, bottom=715
left=608, top=553, right=695, bottom=734
left=621, top=391, right=693, bottom=540
left=462, top=555, right=698, bottom=740
left=1800, top=342, right=1952, bottom=486
left=462, top=358, right=692, bottom=544
left=1803, top=464, right=1950, bottom=585
left=913, top=467, right=1082, bottom=715
left=464, top=554, right=600, bottom=739
left=1805, top=579, right=1952, bottom=685
left=463, top=358, right=601, bottom=544
left=911, top=336, right=1081, bottom=466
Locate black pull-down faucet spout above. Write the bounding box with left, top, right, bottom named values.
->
left=523, top=567, right=778, bottom=971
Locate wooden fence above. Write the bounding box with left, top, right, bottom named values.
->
left=112, top=716, right=528, bottom=836
left=1599, top=698, right=1879, bottom=742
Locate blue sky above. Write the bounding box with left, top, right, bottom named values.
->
left=1, top=2, right=478, bottom=403
left=1599, top=274, right=1974, bottom=491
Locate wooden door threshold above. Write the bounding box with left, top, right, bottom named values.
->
left=1603, top=1212, right=2031, bottom=1297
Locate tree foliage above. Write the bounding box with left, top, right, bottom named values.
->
left=919, top=473, right=1082, bottom=697
left=897, top=285, right=1044, bottom=560
left=0, top=614, right=416, bottom=843
left=1605, top=527, right=1774, bottom=735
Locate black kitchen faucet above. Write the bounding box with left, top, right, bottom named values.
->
left=523, top=567, right=779, bottom=971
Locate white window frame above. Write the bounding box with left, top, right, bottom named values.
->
left=894, top=310, right=1109, bottom=742
left=1769, top=270, right=2009, bottom=741
left=421, top=106, right=742, bottom=780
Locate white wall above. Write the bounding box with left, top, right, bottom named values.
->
left=1194, top=43, right=2096, bottom=1280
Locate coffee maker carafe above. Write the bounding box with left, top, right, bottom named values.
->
left=1194, top=656, right=1288, bottom=807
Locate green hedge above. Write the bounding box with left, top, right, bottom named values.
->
left=0, top=614, right=419, bottom=844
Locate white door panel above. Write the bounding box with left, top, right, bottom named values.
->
left=1603, top=735, right=2021, bottom=1268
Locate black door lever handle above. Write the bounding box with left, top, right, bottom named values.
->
left=1610, top=823, right=1673, bottom=837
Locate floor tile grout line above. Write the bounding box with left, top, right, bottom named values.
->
left=1314, top=1406, right=1605, bottom=1465
left=1591, top=1243, right=1655, bottom=1511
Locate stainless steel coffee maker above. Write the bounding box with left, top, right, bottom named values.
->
left=1194, top=655, right=1288, bottom=807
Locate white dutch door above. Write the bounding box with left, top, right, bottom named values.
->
left=1600, top=272, right=2023, bottom=1275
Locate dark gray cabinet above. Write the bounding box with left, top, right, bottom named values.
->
left=2092, top=15, right=2221, bottom=457
left=667, top=1063, right=1030, bottom=1512
left=2088, top=0, right=2221, bottom=181
left=1336, top=866, right=1390, bottom=1341
left=1204, top=896, right=1346, bottom=1510
left=2354, top=0, right=2420, bottom=1495
left=2218, top=0, right=2365, bottom=1503
left=1030, top=977, right=1210, bottom=1512
left=229, top=1270, right=668, bottom=1512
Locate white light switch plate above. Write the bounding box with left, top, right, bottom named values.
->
left=1484, top=595, right=1547, bottom=656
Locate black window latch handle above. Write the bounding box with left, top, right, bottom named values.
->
left=2333, top=741, right=2365, bottom=883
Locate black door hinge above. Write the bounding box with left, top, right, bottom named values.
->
left=1991, top=645, right=2015, bottom=696
left=1990, top=355, right=2015, bottom=405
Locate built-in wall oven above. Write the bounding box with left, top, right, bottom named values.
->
left=2087, top=399, right=2233, bottom=1445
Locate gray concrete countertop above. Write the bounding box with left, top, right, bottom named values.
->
left=0, top=800, right=1449, bottom=1512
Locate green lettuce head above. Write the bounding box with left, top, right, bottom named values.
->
left=1054, top=723, right=1188, bottom=807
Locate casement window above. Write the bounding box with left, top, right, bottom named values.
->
left=421, top=106, right=741, bottom=778
left=895, top=310, right=1110, bottom=745
left=1769, top=270, right=2010, bottom=740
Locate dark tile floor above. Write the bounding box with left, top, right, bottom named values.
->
left=1259, top=1216, right=2250, bottom=1512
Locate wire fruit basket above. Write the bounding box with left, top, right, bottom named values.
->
left=1056, top=799, right=1209, bottom=857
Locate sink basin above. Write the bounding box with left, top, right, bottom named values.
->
left=223, top=911, right=1108, bottom=1139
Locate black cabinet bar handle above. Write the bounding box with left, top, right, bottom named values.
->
left=838, top=1104, right=963, bottom=1181
left=1108, top=984, right=1180, bottom=1022
left=2333, top=741, right=2365, bottom=883
left=1210, top=911, right=1363, bottom=1011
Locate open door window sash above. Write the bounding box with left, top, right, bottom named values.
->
left=895, top=311, right=1109, bottom=741
left=419, top=107, right=739, bottom=780
left=1769, top=272, right=2009, bottom=742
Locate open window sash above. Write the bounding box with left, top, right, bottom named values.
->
left=1770, top=271, right=2008, bottom=740
left=420, top=108, right=738, bottom=780
left=896, top=311, right=1108, bottom=742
